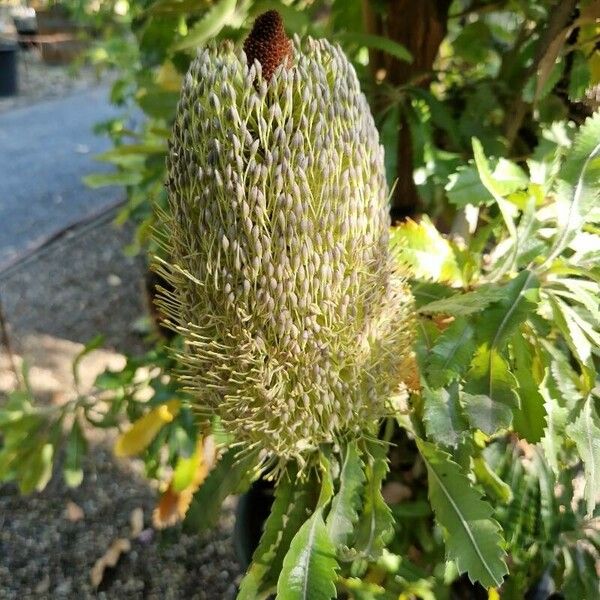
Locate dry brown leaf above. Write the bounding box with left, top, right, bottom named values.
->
left=65, top=500, right=84, bottom=522
left=152, top=435, right=217, bottom=529
left=400, top=352, right=421, bottom=393
left=90, top=538, right=131, bottom=588
left=130, top=507, right=144, bottom=538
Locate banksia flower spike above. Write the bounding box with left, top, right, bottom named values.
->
left=158, top=12, right=416, bottom=463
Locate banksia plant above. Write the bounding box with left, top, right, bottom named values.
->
left=158, top=11, right=415, bottom=463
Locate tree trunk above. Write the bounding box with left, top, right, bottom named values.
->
left=366, top=0, right=451, bottom=221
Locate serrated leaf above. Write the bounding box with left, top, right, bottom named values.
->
left=418, top=285, right=507, bottom=316
left=173, top=0, right=237, bottom=50
left=539, top=370, right=569, bottom=473
left=426, top=318, right=475, bottom=387
left=276, top=506, right=338, bottom=600
left=423, top=382, right=468, bottom=448
left=353, top=443, right=394, bottom=559
left=461, top=392, right=513, bottom=435
left=463, top=346, right=519, bottom=431
left=475, top=271, right=539, bottom=351
left=185, top=447, right=259, bottom=533
left=238, top=468, right=315, bottom=599
left=548, top=294, right=592, bottom=364
left=446, top=165, right=492, bottom=208
left=566, top=398, right=600, bottom=516
left=417, top=440, right=508, bottom=588
left=326, top=442, right=365, bottom=547
left=276, top=465, right=338, bottom=600
left=64, top=418, right=87, bottom=488
left=545, top=111, right=600, bottom=263
left=391, top=217, right=461, bottom=284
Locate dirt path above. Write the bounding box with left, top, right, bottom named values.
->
left=0, top=218, right=241, bottom=599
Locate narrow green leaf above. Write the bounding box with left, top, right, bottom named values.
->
left=63, top=419, right=87, bottom=488
left=472, top=457, right=513, bottom=504
left=19, top=442, right=54, bottom=495
left=326, top=442, right=365, bottom=547
left=417, top=440, right=508, bottom=588
left=83, top=171, right=143, bottom=188
left=510, top=334, right=546, bottom=443
left=173, top=0, right=237, bottom=50
left=334, top=32, right=412, bottom=63
left=426, top=318, right=475, bottom=387
left=566, top=398, right=600, bottom=516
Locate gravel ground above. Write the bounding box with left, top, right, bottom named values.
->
left=0, top=217, right=242, bottom=598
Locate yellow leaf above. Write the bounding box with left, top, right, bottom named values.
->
left=156, top=61, right=183, bottom=92
left=114, top=400, right=180, bottom=457
left=488, top=588, right=500, bottom=600
left=390, top=217, right=462, bottom=285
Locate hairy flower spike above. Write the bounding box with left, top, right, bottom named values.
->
left=160, top=20, right=416, bottom=461
left=243, top=10, right=292, bottom=81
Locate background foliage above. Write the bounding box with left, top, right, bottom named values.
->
left=2, top=0, right=600, bottom=598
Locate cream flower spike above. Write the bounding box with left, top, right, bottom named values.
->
left=157, top=11, right=416, bottom=462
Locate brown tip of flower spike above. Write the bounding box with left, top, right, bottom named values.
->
left=243, top=10, right=292, bottom=81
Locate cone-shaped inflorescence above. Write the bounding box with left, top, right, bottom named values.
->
left=159, top=12, right=415, bottom=461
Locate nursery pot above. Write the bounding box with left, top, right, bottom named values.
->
left=0, top=40, right=17, bottom=97
left=233, top=478, right=275, bottom=568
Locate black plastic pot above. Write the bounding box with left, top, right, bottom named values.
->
left=0, top=40, right=18, bottom=97
left=233, top=478, right=275, bottom=568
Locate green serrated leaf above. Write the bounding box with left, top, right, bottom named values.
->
left=423, top=382, right=468, bottom=448
left=417, top=440, right=508, bottom=588
left=353, top=443, right=394, bottom=559
left=276, top=467, right=338, bottom=600
left=276, top=506, right=338, bottom=600
left=326, top=442, right=365, bottom=547
left=475, top=271, right=539, bottom=351
left=566, top=398, right=600, bottom=516
left=539, top=370, right=569, bottom=473
left=463, top=346, right=519, bottom=432
left=426, top=318, right=475, bottom=387
left=173, top=0, right=237, bottom=50
left=418, top=285, right=506, bottom=316
left=238, top=467, right=315, bottom=600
